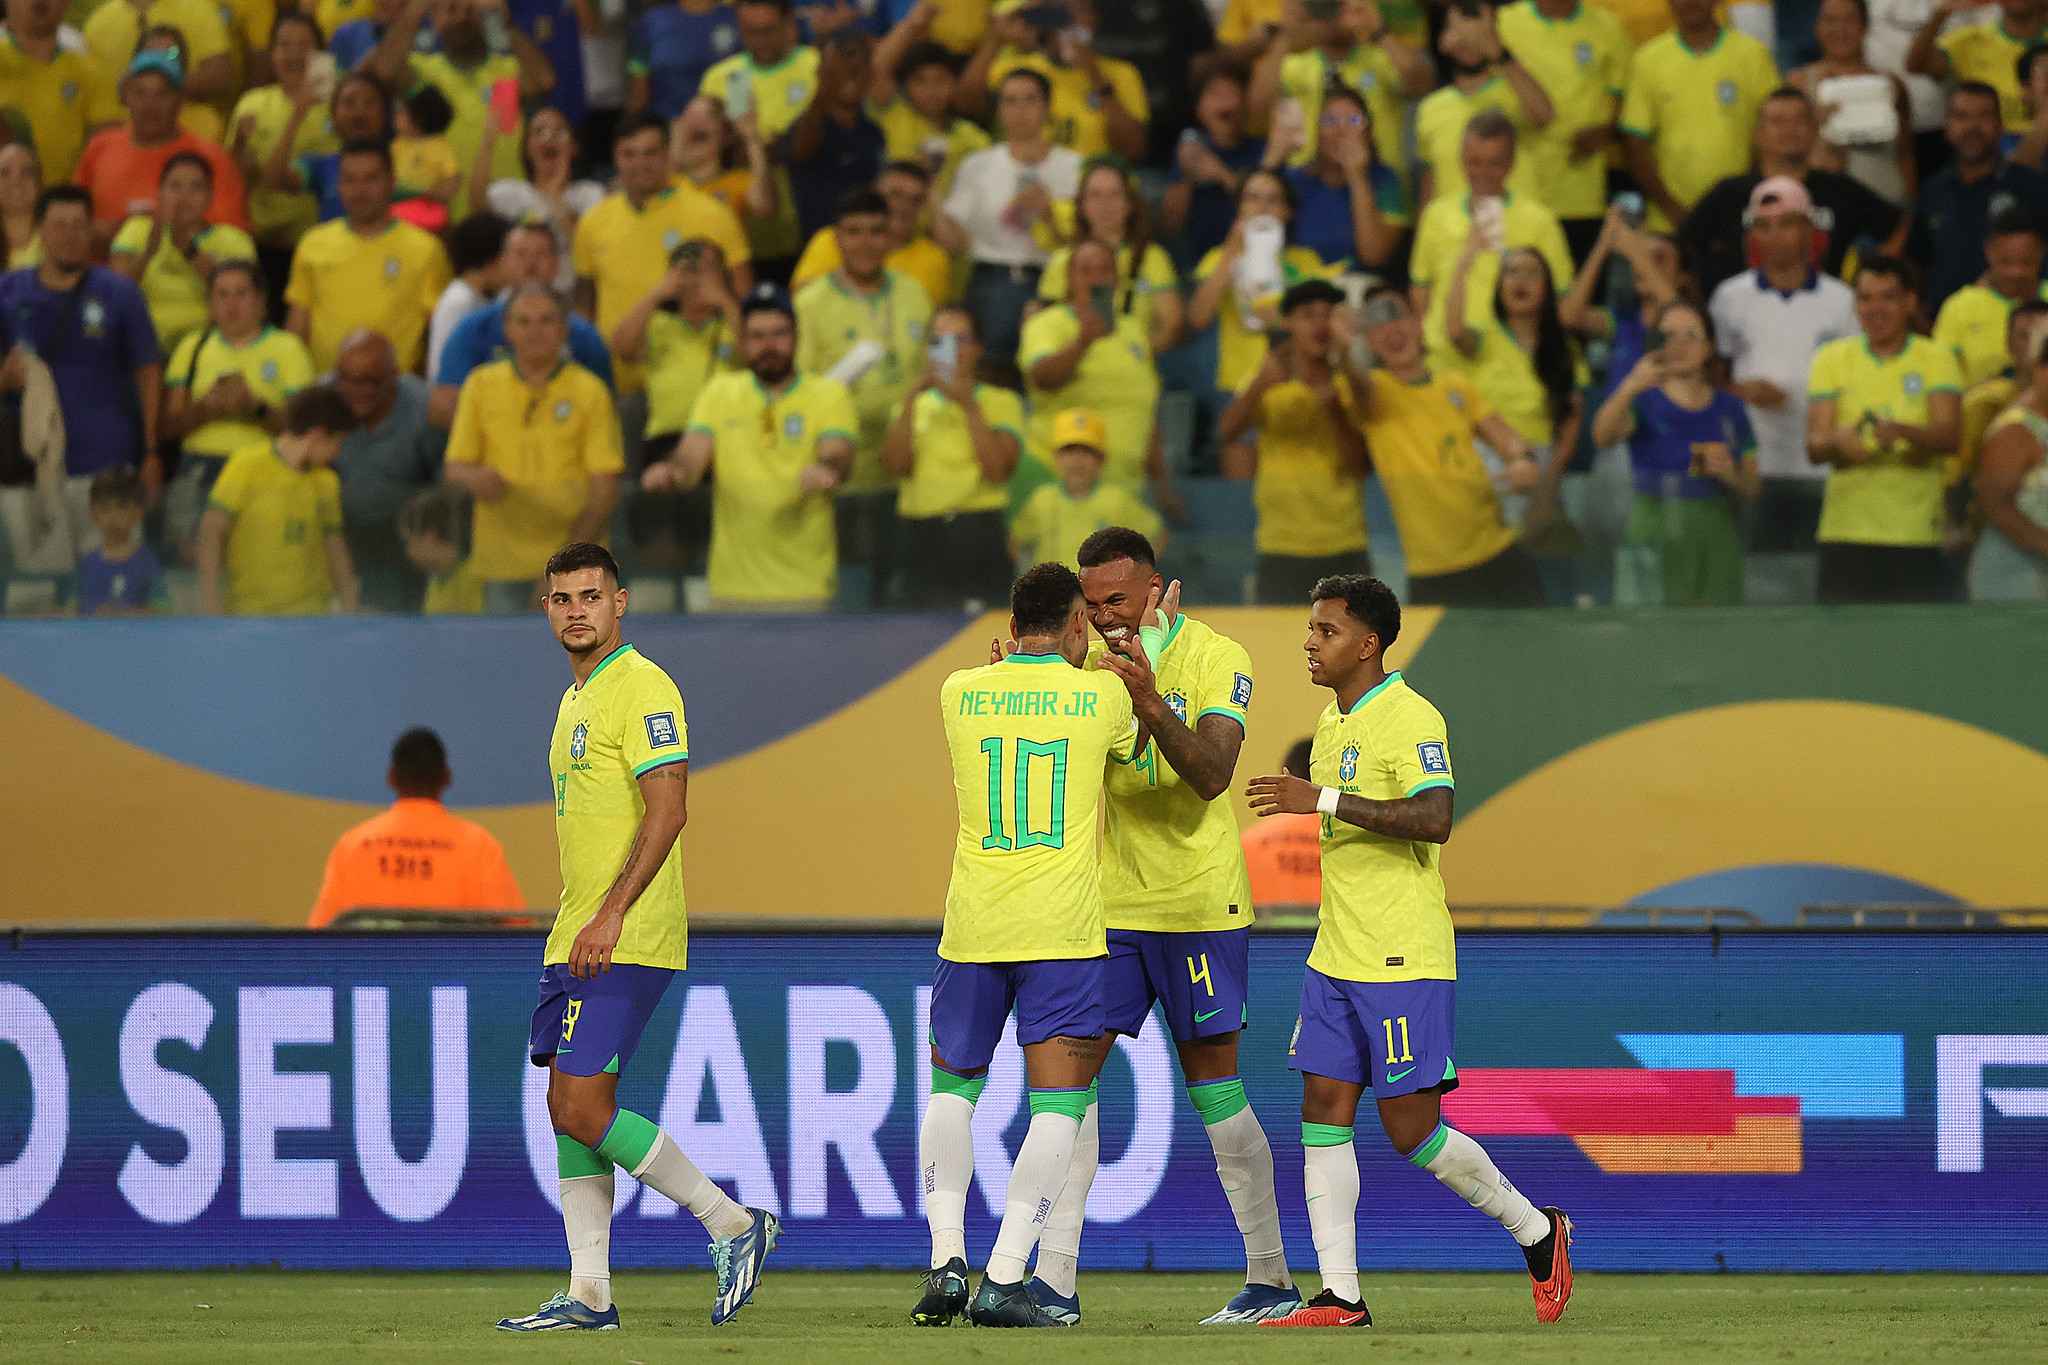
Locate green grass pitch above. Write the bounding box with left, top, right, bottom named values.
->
left=5, top=1271, right=2043, bottom=1364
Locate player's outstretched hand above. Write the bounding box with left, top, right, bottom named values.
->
left=1246, top=771, right=1320, bottom=817
left=567, top=909, right=624, bottom=979
left=1098, top=630, right=1155, bottom=697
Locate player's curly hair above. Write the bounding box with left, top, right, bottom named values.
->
left=1076, top=526, right=1156, bottom=571
left=1312, top=574, right=1400, bottom=651
left=1010, top=562, right=1083, bottom=639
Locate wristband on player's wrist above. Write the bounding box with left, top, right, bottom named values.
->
left=1317, top=785, right=1341, bottom=816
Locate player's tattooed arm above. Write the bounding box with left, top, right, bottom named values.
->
left=1245, top=773, right=1454, bottom=844
left=567, top=762, right=690, bottom=978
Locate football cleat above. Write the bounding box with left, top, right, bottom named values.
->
left=1024, top=1276, right=1080, bottom=1325
left=967, top=1276, right=1067, bottom=1327
left=911, top=1257, right=971, bottom=1326
left=495, top=1291, right=619, bottom=1331
left=1259, top=1288, right=1372, bottom=1328
left=709, top=1207, right=780, bottom=1325
left=1529, top=1207, right=1575, bottom=1323
left=1199, top=1282, right=1306, bottom=1325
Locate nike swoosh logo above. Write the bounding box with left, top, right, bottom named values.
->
left=1386, top=1066, right=1415, bottom=1082
left=1305, top=1194, right=1324, bottom=1202
left=1195, top=1008, right=1224, bottom=1022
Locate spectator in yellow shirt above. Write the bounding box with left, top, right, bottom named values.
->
left=866, top=5, right=992, bottom=199
left=196, top=384, right=361, bottom=615
left=0, top=0, right=122, bottom=186
left=792, top=160, right=953, bottom=305
left=1908, top=0, right=2047, bottom=133
left=443, top=285, right=625, bottom=612
left=960, top=0, right=1149, bottom=162
left=1037, top=158, right=1184, bottom=356
left=1009, top=406, right=1167, bottom=569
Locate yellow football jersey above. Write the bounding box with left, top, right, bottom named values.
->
left=1093, top=614, right=1256, bottom=934
left=1618, top=26, right=1779, bottom=230
left=1358, top=368, right=1519, bottom=579
left=986, top=49, right=1147, bottom=160
left=1309, top=671, right=1456, bottom=984
left=573, top=185, right=751, bottom=393
left=687, top=370, right=858, bottom=603
left=1939, top=18, right=2035, bottom=131
left=1414, top=77, right=1545, bottom=206
left=895, top=384, right=1026, bottom=520
left=165, top=325, right=316, bottom=459
left=547, top=645, right=690, bottom=971
left=207, top=441, right=342, bottom=615
left=1247, top=374, right=1370, bottom=558
left=1278, top=44, right=1409, bottom=175
left=1019, top=305, right=1160, bottom=487
left=939, top=652, right=1139, bottom=963
left=1807, top=334, right=1962, bottom=547
left=283, top=218, right=452, bottom=372
left=0, top=42, right=121, bottom=185
left=1410, top=192, right=1575, bottom=369
left=1009, top=481, right=1163, bottom=570
left=1496, top=0, right=1634, bottom=220
left=699, top=46, right=822, bottom=142
left=1931, top=283, right=2048, bottom=391
left=793, top=269, right=933, bottom=489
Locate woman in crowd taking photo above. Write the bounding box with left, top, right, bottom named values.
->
left=1591, top=299, right=1760, bottom=606
left=474, top=106, right=609, bottom=293
left=1188, top=167, right=1333, bottom=395
left=663, top=97, right=775, bottom=226
left=1275, top=82, right=1404, bottom=271
left=1160, top=52, right=1265, bottom=266
left=111, top=153, right=257, bottom=355
left=1971, top=320, right=2048, bottom=601
left=1038, top=157, right=1183, bottom=357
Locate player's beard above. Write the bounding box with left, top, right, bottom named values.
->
left=751, top=353, right=794, bottom=386
left=559, top=621, right=613, bottom=657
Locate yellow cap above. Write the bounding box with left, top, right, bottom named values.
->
left=1052, top=408, right=1108, bottom=454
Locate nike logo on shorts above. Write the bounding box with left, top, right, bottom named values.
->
left=1386, top=1066, right=1415, bottom=1083
left=1195, top=1008, right=1224, bottom=1022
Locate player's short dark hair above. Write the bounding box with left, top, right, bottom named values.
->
left=614, top=108, right=670, bottom=146
left=389, top=726, right=449, bottom=797
left=88, top=466, right=146, bottom=510
left=1953, top=80, right=2004, bottom=122
left=282, top=384, right=359, bottom=436
left=895, top=39, right=956, bottom=85
left=338, top=137, right=394, bottom=174
left=1010, top=562, right=1083, bottom=638
left=546, top=541, right=620, bottom=586
left=1283, top=737, right=1313, bottom=778
left=447, top=211, right=511, bottom=274
left=1987, top=204, right=2043, bottom=243
left=1854, top=254, right=1917, bottom=294
left=1312, top=574, right=1401, bottom=650
left=1763, top=84, right=1813, bottom=113
left=834, top=186, right=890, bottom=224
left=1076, top=526, right=1157, bottom=571
left=158, top=150, right=213, bottom=188
left=34, top=184, right=92, bottom=225
left=402, top=82, right=455, bottom=137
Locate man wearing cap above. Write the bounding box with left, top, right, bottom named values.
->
left=641, top=287, right=858, bottom=611
left=1218, top=278, right=1374, bottom=606
left=1678, top=87, right=1905, bottom=297
left=1708, top=176, right=1858, bottom=601
left=1009, top=407, right=1165, bottom=569
left=72, top=48, right=250, bottom=250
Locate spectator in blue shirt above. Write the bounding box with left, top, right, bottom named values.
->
left=429, top=220, right=614, bottom=428
left=74, top=468, right=165, bottom=615
left=628, top=0, right=741, bottom=120
left=785, top=29, right=885, bottom=244
left=1160, top=52, right=1266, bottom=269
left=0, top=186, right=161, bottom=559
left=331, top=0, right=410, bottom=70
left=1280, top=84, right=1404, bottom=271
left=1905, top=82, right=2048, bottom=315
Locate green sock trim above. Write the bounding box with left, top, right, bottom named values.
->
left=1086, top=1078, right=1099, bottom=1104
left=931, top=1066, right=987, bottom=1104
left=555, top=1133, right=611, bottom=1180
left=1302, top=1121, right=1354, bottom=1147
left=594, top=1108, right=661, bottom=1173
left=1407, top=1122, right=1451, bottom=1169
left=1028, top=1086, right=1091, bottom=1121
left=1187, top=1077, right=1249, bottom=1125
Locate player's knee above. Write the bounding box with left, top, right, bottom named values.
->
left=547, top=1084, right=611, bottom=1147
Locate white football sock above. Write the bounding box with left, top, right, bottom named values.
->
left=1421, top=1125, right=1549, bottom=1246
left=630, top=1131, right=755, bottom=1240
left=1206, top=1106, right=1291, bottom=1288
left=920, top=1090, right=975, bottom=1268
left=1034, top=1100, right=1098, bottom=1297
left=1303, top=1140, right=1361, bottom=1303
left=560, top=1172, right=613, bottom=1311
left=984, top=1111, right=1081, bottom=1284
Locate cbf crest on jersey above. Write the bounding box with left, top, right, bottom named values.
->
left=384, top=257, right=401, bottom=279
left=1903, top=373, right=1924, bottom=396
left=570, top=722, right=588, bottom=760
left=1716, top=79, right=1737, bottom=105
left=1339, top=744, right=1359, bottom=782
left=1163, top=691, right=1187, bottom=722
left=783, top=413, right=805, bottom=440
left=1418, top=741, right=1449, bottom=775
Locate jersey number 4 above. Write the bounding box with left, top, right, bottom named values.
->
left=980, top=736, right=1069, bottom=851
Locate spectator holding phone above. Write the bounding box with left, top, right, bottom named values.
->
left=230, top=11, right=339, bottom=287
left=1279, top=82, right=1405, bottom=269
left=1037, top=158, right=1183, bottom=357
left=1020, top=237, right=1172, bottom=508
left=697, top=0, right=820, bottom=143
left=882, top=305, right=1023, bottom=607
left=960, top=0, right=1149, bottom=163
left=784, top=29, right=886, bottom=244
left=108, top=151, right=257, bottom=354
left=1249, top=0, right=1430, bottom=182
left=1188, top=166, right=1335, bottom=396
left=867, top=6, right=992, bottom=200
left=1160, top=53, right=1267, bottom=266
left=1218, top=278, right=1373, bottom=604
left=257, top=69, right=393, bottom=229
left=1415, top=0, right=1554, bottom=209
left=1592, top=298, right=1760, bottom=605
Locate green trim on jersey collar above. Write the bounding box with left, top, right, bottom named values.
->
left=1343, top=668, right=1402, bottom=715
left=1155, top=611, right=1187, bottom=658
left=1006, top=650, right=1067, bottom=664
left=1678, top=25, right=1726, bottom=58
left=578, top=643, right=634, bottom=691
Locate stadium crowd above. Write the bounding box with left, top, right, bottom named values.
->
left=4, top=0, right=2048, bottom=615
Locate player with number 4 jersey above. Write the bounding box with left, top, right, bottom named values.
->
left=916, top=563, right=1141, bottom=1330
left=1017, top=527, right=1301, bottom=1328
left=1246, top=574, right=1574, bottom=1330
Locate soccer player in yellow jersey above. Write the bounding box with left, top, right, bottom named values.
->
left=1247, top=575, right=1574, bottom=1329
left=498, top=542, right=778, bottom=1335
left=915, top=562, right=1142, bottom=1329
left=1017, top=529, right=1303, bottom=1328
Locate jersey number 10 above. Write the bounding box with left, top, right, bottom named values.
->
left=980, top=736, right=1070, bottom=851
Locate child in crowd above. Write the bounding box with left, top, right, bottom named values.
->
left=393, top=85, right=461, bottom=209
left=1008, top=408, right=1166, bottom=569
left=74, top=469, right=164, bottom=617
left=398, top=485, right=483, bottom=615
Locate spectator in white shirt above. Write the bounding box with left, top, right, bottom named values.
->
left=933, top=66, right=1082, bottom=364
left=426, top=212, right=512, bottom=382
left=1709, top=176, right=1860, bottom=600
